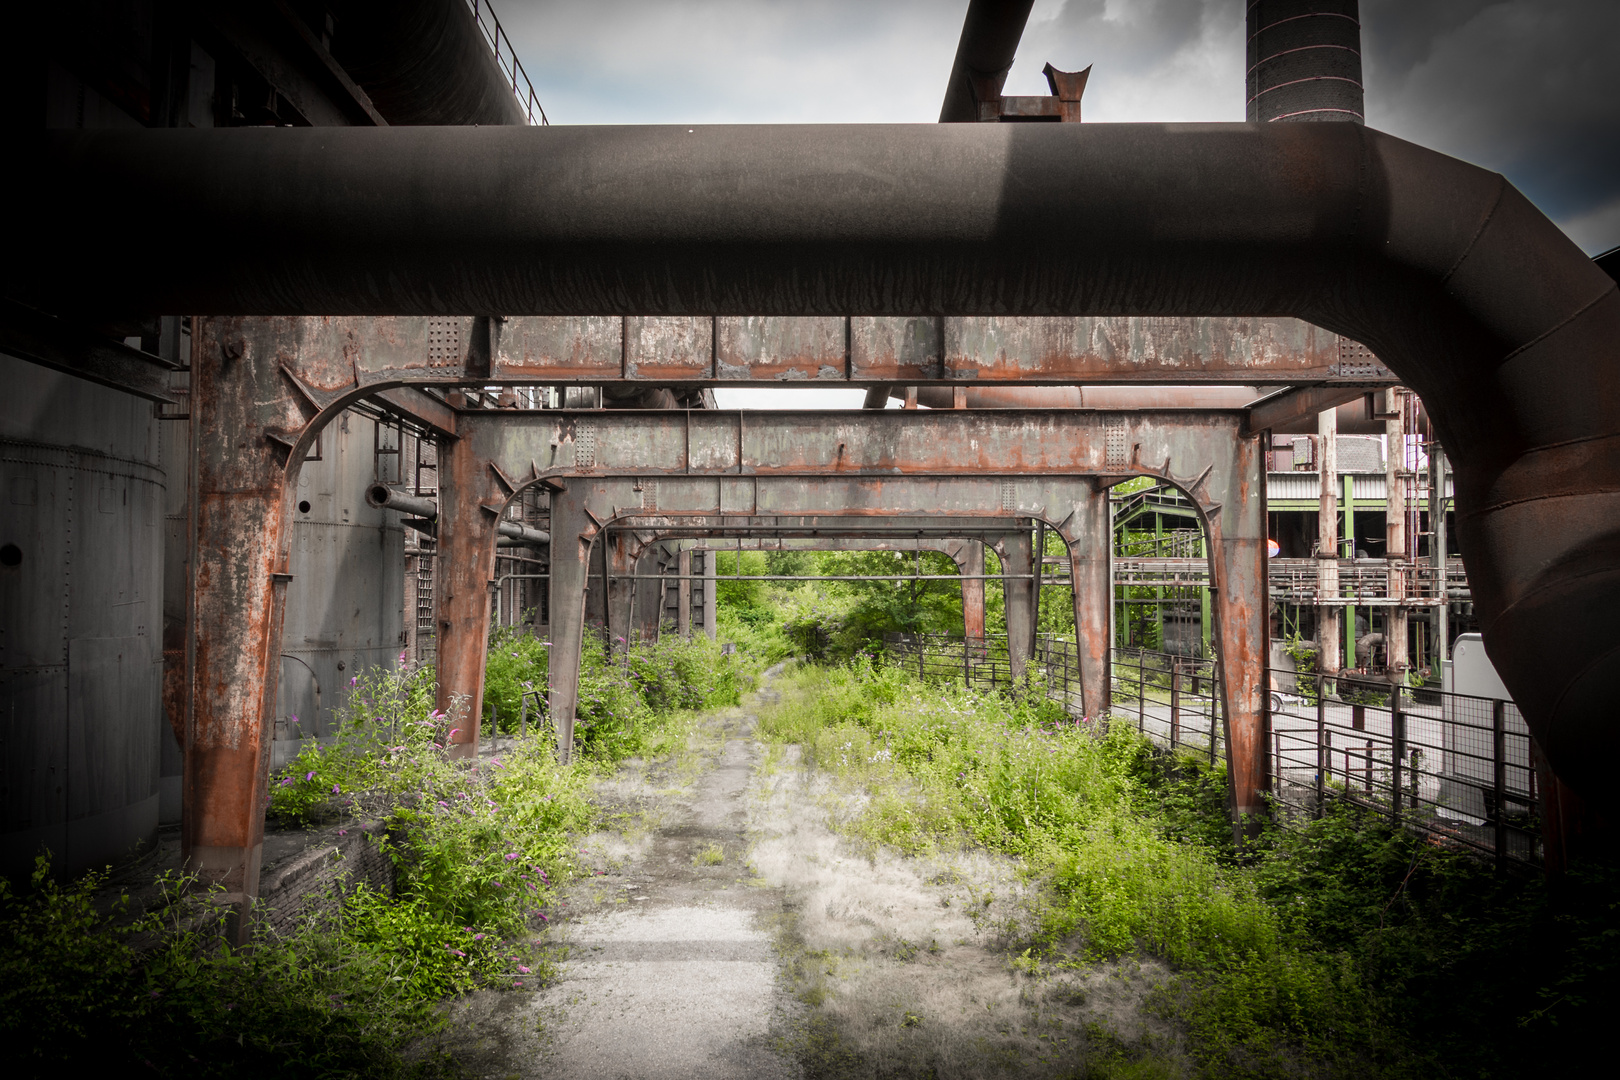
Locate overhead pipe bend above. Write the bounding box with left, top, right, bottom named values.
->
left=12, top=122, right=1619, bottom=797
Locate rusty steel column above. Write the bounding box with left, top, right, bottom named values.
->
left=961, top=540, right=986, bottom=640
left=677, top=547, right=693, bottom=638
left=433, top=430, right=499, bottom=760
left=1000, top=530, right=1035, bottom=682
left=1069, top=483, right=1112, bottom=718
left=605, top=532, right=636, bottom=653
left=182, top=318, right=300, bottom=932
left=546, top=485, right=593, bottom=763
left=703, top=548, right=717, bottom=638
left=1385, top=388, right=1410, bottom=677
left=1206, top=434, right=1270, bottom=838
left=1316, top=407, right=1341, bottom=693
left=631, top=543, right=667, bottom=643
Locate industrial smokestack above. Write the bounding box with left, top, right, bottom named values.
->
left=1246, top=1, right=1365, bottom=124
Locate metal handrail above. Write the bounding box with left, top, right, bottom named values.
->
left=466, top=0, right=550, bottom=125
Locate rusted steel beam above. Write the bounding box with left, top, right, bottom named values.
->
left=0, top=301, right=181, bottom=403
left=368, top=386, right=458, bottom=438
left=1243, top=384, right=1369, bottom=437
left=431, top=410, right=1263, bottom=804
left=265, top=313, right=1385, bottom=388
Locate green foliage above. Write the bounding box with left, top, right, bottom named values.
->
left=481, top=624, right=747, bottom=760
left=811, top=549, right=965, bottom=657
left=2, top=626, right=747, bottom=1075
left=713, top=549, right=769, bottom=611
left=0, top=859, right=452, bottom=1077
left=759, top=658, right=1620, bottom=1077
left=482, top=624, right=552, bottom=734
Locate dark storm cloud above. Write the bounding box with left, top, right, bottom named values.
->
left=1363, top=0, right=1620, bottom=251
left=502, top=0, right=1618, bottom=253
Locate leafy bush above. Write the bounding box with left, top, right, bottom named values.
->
left=0, top=859, right=454, bottom=1077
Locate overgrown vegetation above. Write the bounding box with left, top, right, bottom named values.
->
left=1, top=628, right=742, bottom=1077
left=759, top=657, right=1618, bottom=1077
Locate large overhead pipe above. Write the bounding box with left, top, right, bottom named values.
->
left=939, top=0, right=1036, bottom=123
left=12, top=123, right=1620, bottom=802
left=365, top=484, right=549, bottom=545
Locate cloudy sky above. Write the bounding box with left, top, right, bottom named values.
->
left=498, top=1, right=1619, bottom=406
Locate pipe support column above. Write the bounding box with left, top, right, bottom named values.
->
left=1207, top=435, right=1270, bottom=839
left=433, top=435, right=499, bottom=759
left=546, top=486, right=593, bottom=763
left=1068, top=484, right=1113, bottom=718
left=999, top=530, right=1034, bottom=683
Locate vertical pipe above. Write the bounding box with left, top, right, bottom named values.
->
left=1032, top=520, right=1046, bottom=660
left=1391, top=697, right=1405, bottom=821
left=1207, top=431, right=1269, bottom=839
left=1138, top=651, right=1146, bottom=732
left=1153, top=512, right=1164, bottom=649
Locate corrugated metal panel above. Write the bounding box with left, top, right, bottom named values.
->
left=1266, top=470, right=1454, bottom=506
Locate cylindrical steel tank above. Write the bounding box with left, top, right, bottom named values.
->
left=0, top=353, right=166, bottom=880
left=1246, top=1, right=1365, bottom=123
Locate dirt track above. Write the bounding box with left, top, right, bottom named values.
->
left=443, top=669, right=1181, bottom=1079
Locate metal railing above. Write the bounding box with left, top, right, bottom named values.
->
left=1266, top=668, right=1541, bottom=866
left=884, top=632, right=1016, bottom=694
left=466, top=0, right=550, bottom=125
left=1111, top=556, right=1471, bottom=604
left=1111, top=647, right=1224, bottom=764
left=881, top=636, right=1540, bottom=868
